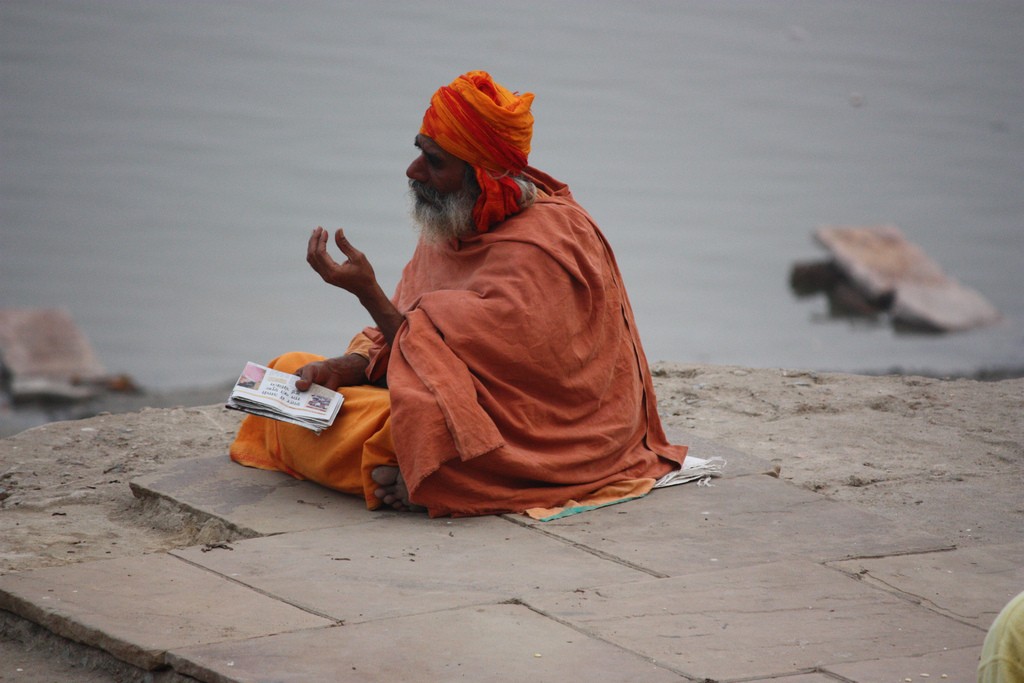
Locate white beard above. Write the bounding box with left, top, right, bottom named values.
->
left=408, top=179, right=478, bottom=243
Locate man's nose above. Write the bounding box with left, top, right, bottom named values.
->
left=406, top=155, right=428, bottom=182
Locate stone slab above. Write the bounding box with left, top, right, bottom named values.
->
left=830, top=541, right=1024, bottom=629
left=824, top=644, right=983, bottom=683
left=129, top=434, right=771, bottom=543
left=130, top=455, right=372, bottom=536
left=171, top=514, right=651, bottom=624
left=0, top=308, right=109, bottom=399
left=816, top=225, right=948, bottom=298
left=0, top=553, right=331, bottom=670
left=815, top=225, right=1000, bottom=331
left=166, top=602, right=684, bottom=683
left=527, top=559, right=985, bottom=681
left=0, top=308, right=107, bottom=381
left=520, top=473, right=951, bottom=577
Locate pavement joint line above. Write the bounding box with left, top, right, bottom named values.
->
left=830, top=567, right=990, bottom=631
left=818, top=543, right=958, bottom=563
left=716, top=668, right=835, bottom=683
left=170, top=546, right=540, bottom=630
left=819, top=558, right=990, bottom=633
left=510, top=597, right=704, bottom=682
left=164, top=550, right=349, bottom=626
left=498, top=513, right=670, bottom=579
left=813, top=670, right=859, bottom=683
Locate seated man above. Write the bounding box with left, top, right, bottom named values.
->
left=230, top=70, right=687, bottom=517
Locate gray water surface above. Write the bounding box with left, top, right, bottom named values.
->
left=2, top=1, right=1022, bottom=389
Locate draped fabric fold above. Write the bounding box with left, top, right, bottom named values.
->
left=363, top=168, right=686, bottom=516
left=396, top=308, right=506, bottom=462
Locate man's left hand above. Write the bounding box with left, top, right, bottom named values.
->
left=306, top=227, right=379, bottom=299
left=305, top=226, right=406, bottom=345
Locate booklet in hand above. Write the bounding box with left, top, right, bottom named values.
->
left=226, top=361, right=344, bottom=434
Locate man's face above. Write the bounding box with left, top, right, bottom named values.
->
left=407, top=134, right=469, bottom=197
left=407, top=134, right=480, bottom=242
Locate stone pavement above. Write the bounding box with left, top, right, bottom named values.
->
left=1, top=434, right=1020, bottom=682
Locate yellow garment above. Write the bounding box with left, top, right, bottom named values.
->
left=229, top=351, right=670, bottom=517
left=979, top=590, right=1024, bottom=683
left=229, top=352, right=396, bottom=510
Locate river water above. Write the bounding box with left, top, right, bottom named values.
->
left=2, top=1, right=1022, bottom=390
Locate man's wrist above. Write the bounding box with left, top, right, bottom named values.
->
left=356, top=284, right=390, bottom=312
left=357, top=287, right=405, bottom=344
left=332, top=353, right=369, bottom=370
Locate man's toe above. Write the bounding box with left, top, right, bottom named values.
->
left=371, top=465, right=399, bottom=487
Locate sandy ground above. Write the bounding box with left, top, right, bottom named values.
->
left=1, top=364, right=1022, bottom=680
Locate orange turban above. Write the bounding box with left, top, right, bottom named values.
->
left=420, top=71, right=535, bottom=234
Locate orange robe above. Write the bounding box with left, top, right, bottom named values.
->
left=231, top=168, right=686, bottom=517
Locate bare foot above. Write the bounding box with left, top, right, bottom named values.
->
left=371, top=466, right=425, bottom=512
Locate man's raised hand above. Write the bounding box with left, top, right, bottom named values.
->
left=305, top=226, right=406, bottom=345
left=306, top=227, right=379, bottom=300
